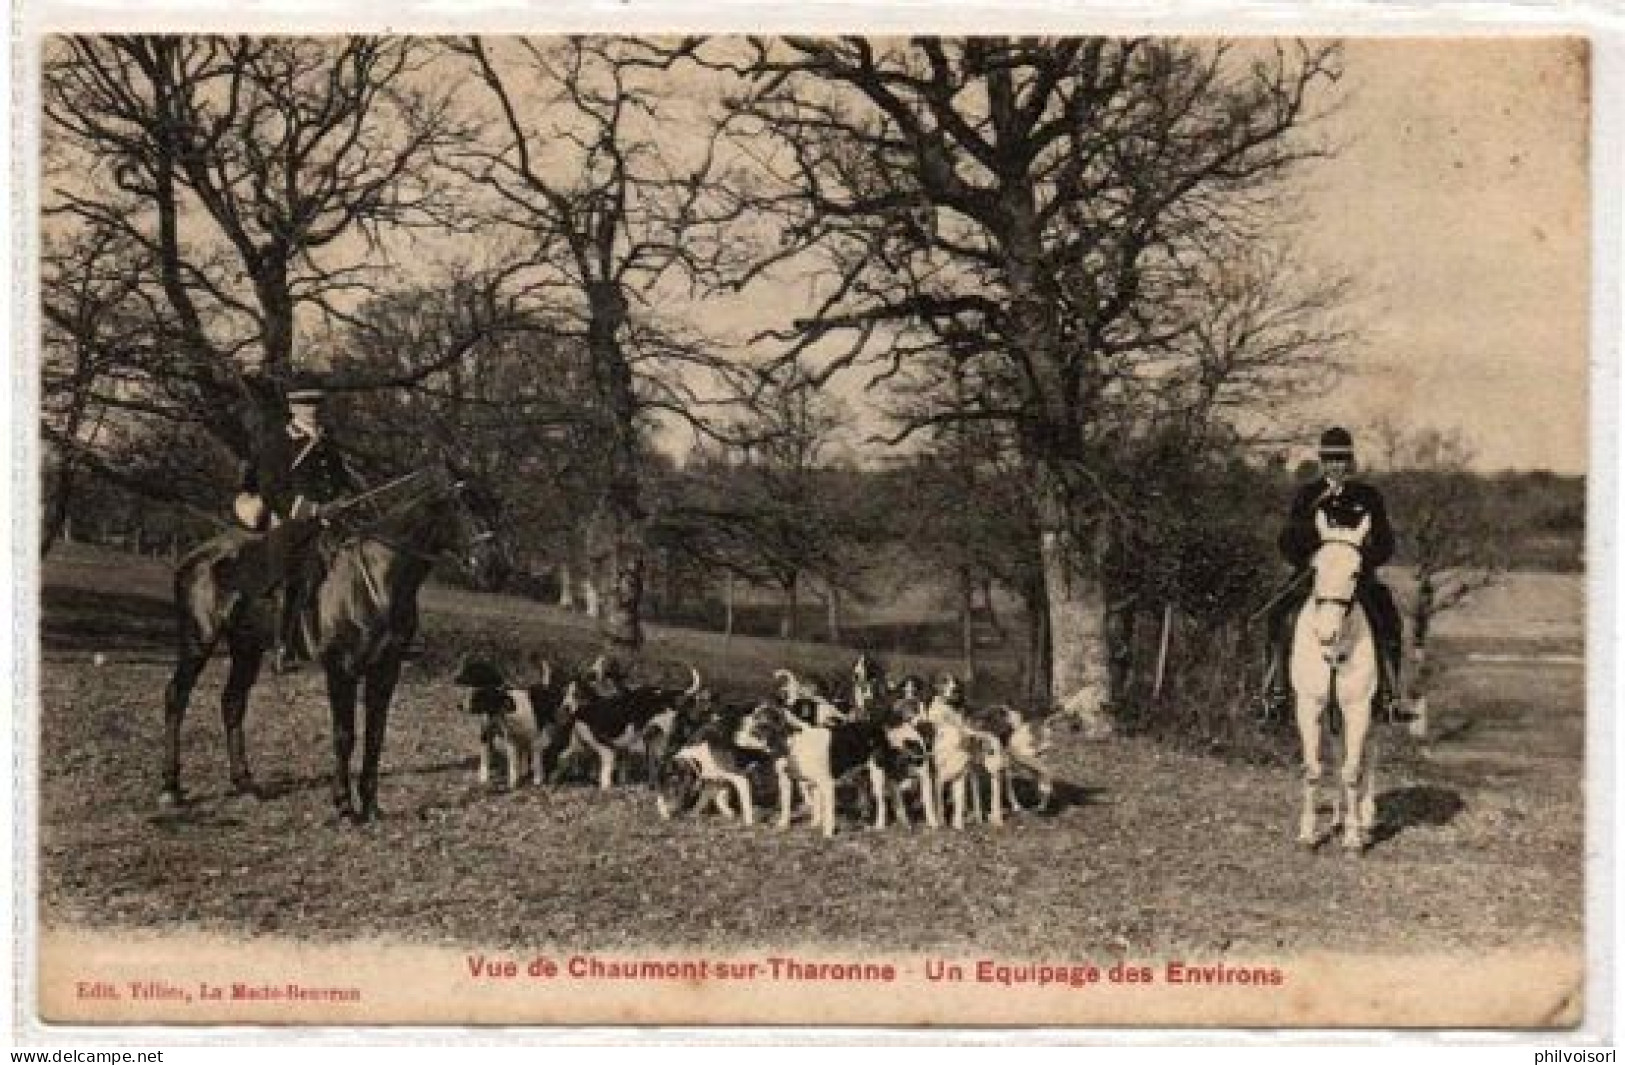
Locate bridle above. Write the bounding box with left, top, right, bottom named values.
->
left=1310, top=539, right=1364, bottom=655
left=349, top=469, right=494, bottom=566
left=328, top=470, right=499, bottom=620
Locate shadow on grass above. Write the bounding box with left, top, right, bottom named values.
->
left=148, top=757, right=480, bottom=818
left=1041, top=778, right=1107, bottom=815
left=43, top=586, right=176, bottom=654
left=1372, top=783, right=1466, bottom=845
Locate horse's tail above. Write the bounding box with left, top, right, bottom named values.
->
left=171, top=530, right=255, bottom=655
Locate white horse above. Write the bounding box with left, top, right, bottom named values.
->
left=1290, top=510, right=1380, bottom=852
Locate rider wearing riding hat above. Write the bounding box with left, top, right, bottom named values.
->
left=1263, top=427, right=1409, bottom=722
left=233, top=375, right=366, bottom=670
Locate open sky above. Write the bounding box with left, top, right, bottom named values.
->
left=1296, top=38, right=1589, bottom=474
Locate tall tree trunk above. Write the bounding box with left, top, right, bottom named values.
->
left=1002, top=195, right=1113, bottom=735
left=780, top=575, right=799, bottom=640
left=980, top=577, right=1007, bottom=644
left=589, top=280, right=645, bottom=652
left=1032, top=469, right=1115, bottom=737
left=1025, top=591, right=1049, bottom=706
left=557, top=562, right=576, bottom=610
left=1409, top=573, right=1436, bottom=738
left=826, top=582, right=842, bottom=645
left=41, top=464, right=76, bottom=560
left=602, top=519, right=644, bottom=650
left=959, top=566, right=977, bottom=681
left=252, top=257, right=295, bottom=377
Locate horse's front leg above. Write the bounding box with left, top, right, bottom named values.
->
left=1293, top=690, right=1327, bottom=849
left=357, top=655, right=404, bottom=823
left=160, top=651, right=207, bottom=808
left=1338, top=689, right=1377, bottom=853
left=220, top=641, right=267, bottom=798
left=325, top=664, right=360, bottom=820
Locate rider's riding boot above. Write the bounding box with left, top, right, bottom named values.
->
left=271, top=643, right=298, bottom=675
left=1379, top=655, right=1415, bottom=724
left=1256, top=652, right=1291, bottom=721
left=273, top=602, right=309, bottom=674
left=1263, top=681, right=1291, bottom=720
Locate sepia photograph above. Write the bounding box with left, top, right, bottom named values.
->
left=21, top=30, right=1595, bottom=1030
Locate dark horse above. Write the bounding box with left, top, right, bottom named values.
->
left=159, top=466, right=502, bottom=823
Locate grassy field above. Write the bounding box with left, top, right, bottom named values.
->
left=34, top=545, right=1585, bottom=961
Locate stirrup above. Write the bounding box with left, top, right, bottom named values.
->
left=272, top=644, right=307, bottom=675
left=1252, top=690, right=1289, bottom=723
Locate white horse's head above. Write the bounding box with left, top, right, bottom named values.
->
left=1308, top=510, right=1370, bottom=654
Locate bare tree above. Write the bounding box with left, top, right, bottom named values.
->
left=724, top=38, right=1342, bottom=731
left=450, top=36, right=759, bottom=652
left=40, top=225, right=147, bottom=553
left=41, top=35, right=517, bottom=495
left=1366, top=421, right=1502, bottom=730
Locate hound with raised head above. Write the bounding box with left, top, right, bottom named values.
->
left=739, top=705, right=933, bottom=837
left=773, top=668, right=851, bottom=727
left=923, top=673, right=1009, bottom=829
left=556, top=665, right=703, bottom=791
left=453, top=657, right=570, bottom=789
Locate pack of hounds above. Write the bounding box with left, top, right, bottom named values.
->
left=452, top=651, right=1061, bottom=837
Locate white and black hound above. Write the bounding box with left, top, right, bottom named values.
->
left=922, top=672, right=1012, bottom=828
left=773, top=668, right=851, bottom=727
left=654, top=699, right=774, bottom=825
left=739, top=704, right=933, bottom=837
left=555, top=661, right=703, bottom=790
left=453, top=657, right=571, bottom=789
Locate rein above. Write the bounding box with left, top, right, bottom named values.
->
left=330, top=468, right=487, bottom=581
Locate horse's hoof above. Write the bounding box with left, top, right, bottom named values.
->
left=229, top=780, right=263, bottom=802
left=157, top=788, right=185, bottom=810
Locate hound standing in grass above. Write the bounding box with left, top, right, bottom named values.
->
left=655, top=701, right=765, bottom=825
left=923, top=674, right=1010, bottom=829
left=986, top=706, right=1057, bottom=813
left=556, top=664, right=703, bottom=791
left=740, top=704, right=932, bottom=837
left=454, top=658, right=570, bottom=789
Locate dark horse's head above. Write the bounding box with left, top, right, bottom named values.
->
left=391, top=464, right=510, bottom=588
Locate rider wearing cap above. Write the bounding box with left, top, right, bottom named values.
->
left=233, top=376, right=366, bottom=670
left=1263, top=427, right=1408, bottom=721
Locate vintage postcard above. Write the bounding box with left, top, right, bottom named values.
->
left=14, top=19, right=1607, bottom=1037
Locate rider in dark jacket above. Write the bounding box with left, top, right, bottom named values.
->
left=1263, top=427, right=1409, bottom=722
left=232, top=377, right=366, bottom=670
